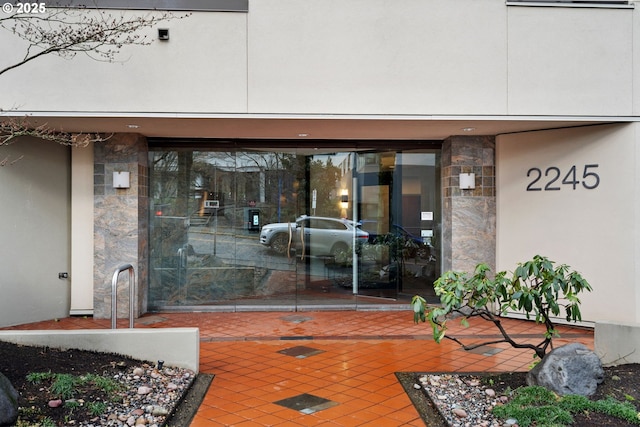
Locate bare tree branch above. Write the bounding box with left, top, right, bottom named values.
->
left=1, top=115, right=112, bottom=145
left=0, top=8, right=186, bottom=76
left=0, top=115, right=114, bottom=166
left=0, top=6, right=189, bottom=164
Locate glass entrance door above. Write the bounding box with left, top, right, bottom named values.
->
left=357, top=151, right=440, bottom=303
left=148, top=143, right=440, bottom=311
left=295, top=152, right=364, bottom=308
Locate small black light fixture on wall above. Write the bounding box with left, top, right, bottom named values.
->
left=158, top=28, right=170, bottom=41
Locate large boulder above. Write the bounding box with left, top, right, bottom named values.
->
left=0, top=372, right=18, bottom=426
left=527, top=342, right=604, bottom=396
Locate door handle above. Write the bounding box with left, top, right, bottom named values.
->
left=299, top=223, right=305, bottom=260
left=287, top=222, right=293, bottom=259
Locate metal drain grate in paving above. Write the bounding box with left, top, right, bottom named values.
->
left=280, top=314, right=313, bottom=324
left=277, top=345, right=325, bottom=359
left=465, top=345, right=503, bottom=356
left=135, top=316, right=168, bottom=325
left=274, top=393, right=339, bottom=414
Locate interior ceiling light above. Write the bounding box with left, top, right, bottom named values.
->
left=462, top=127, right=476, bottom=132
left=298, top=133, right=309, bottom=137
left=127, top=124, right=140, bottom=129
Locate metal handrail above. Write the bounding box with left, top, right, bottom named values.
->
left=111, top=264, right=136, bottom=329
left=177, top=246, right=187, bottom=287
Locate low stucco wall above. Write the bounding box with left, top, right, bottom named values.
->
left=595, top=321, right=640, bottom=366
left=0, top=328, right=199, bottom=372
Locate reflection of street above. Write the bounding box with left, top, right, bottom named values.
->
left=188, top=226, right=436, bottom=280
left=188, top=227, right=350, bottom=280
left=188, top=228, right=289, bottom=268
left=186, top=223, right=435, bottom=303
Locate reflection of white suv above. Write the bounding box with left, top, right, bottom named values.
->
left=260, top=216, right=369, bottom=256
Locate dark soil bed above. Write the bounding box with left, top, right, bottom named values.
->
left=399, top=364, right=640, bottom=427
left=0, top=340, right=209, bottom=426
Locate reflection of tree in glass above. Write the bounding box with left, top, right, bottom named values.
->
left=309, top=157, right=342, bottom=218
left=151, top=150, right=348, bottom=223
left=150, top=152, right=181, bottom=215
left=190, top=151, right=304, bottom=223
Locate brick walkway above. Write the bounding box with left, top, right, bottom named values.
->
left=5, top=311, right=594, bottom=426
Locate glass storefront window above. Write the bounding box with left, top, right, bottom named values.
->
left=148, top=143, right=440, bottom=311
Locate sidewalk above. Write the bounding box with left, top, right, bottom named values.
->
left=5, top=311, right=594, bottom=426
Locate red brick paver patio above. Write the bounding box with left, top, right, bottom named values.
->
left=4, top=311, right=594, bottom=426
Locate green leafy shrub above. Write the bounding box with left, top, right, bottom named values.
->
left=86, top=401, right=108, bottom=416
left=49, top=374, right=78, bottom=400
left=412, top=255, right=592, bottom=359
left=492, top=386, right=640, bottom=427
left=63, top=399, right=81, bottom=411
left=21, top=370, right=125, bottom=423
left=25, top=371, right=124, bottom=400
left=84, top=373, right=122, bottom=394
left=40, top=418, right=56, bottom=427
left=491, top=386, right=574, bottom=426
left=26, top=371, right=51, bottom=384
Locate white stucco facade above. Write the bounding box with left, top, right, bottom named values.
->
left=1, top=1, right=634, bottom=117
left=497, top=123, right=640, bottom=324
left=0, top=0, right=638, bottom=327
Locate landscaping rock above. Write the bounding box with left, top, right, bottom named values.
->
left=452, top=407, right=468, bottom=418
left=0, top=372, right=18, bottom=426
left=48, top=399, right=63, bottom=408
left=527, top=342, right=604, bottom=396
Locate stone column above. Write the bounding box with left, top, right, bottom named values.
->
left=94, top=134, right=149, bottom=319
left=441, top=136, right=496, bottom=274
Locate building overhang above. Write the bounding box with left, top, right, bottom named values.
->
left=1, top=111, right=632, bottom=141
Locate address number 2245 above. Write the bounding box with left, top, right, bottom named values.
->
left=526, top=164, right=600, bottom=191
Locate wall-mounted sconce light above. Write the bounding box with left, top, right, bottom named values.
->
left=459, top=173, right=475, bottom=190
left=158, top=28, right=170, bottom=41
left=340, top=188, right=349, bottom=209
left=113, top=171, right=130, bottom=189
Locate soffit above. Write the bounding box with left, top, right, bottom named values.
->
left=10, top=114, right=619, bottom=140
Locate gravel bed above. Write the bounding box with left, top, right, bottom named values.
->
left=76, top=363, right=195, bottom=427
left=416, top=374, right=518, bottom=427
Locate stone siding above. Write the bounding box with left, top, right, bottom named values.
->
left=94, top=134, right=149, bottom=319
left=441, top=136, right=496, bottom=274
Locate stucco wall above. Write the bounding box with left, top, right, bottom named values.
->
left=0, top=138, right=71, bottom=327
left=0, top=1, right=635, bottom=117
left=496, top=123, right=639, bottom=324
left=507, top=6, right=632, bottom=116
left=71, top=145, right=94, bottom=314
left=247, top=0, right=507, bottom=115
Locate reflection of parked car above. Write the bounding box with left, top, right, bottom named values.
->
left=366, top=223, right=431, bottom=259
left=260, top=215, right=369, bottom=256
